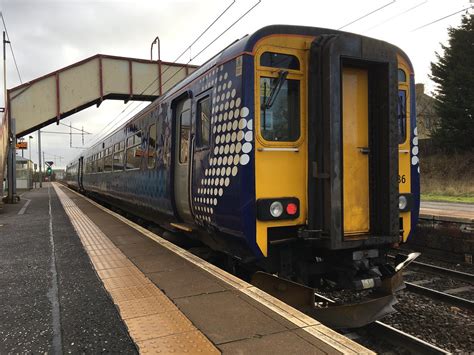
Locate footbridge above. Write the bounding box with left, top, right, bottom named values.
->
left=1, top=54, right=197, bottom=202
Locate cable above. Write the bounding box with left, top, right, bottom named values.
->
left=0, top=12, right=22, bottom=83
left=151, top=0, right=262, bottom=97
left=363, top=1, right=428, bottom=33
left=338, top=0, right=397, bottom=30
left=100, top=0, right=262, bottom=140
left=88, top=0, right=237, bottom=147
left=59, top=122, right=91, bottom=134
left=411, top=5, right=473, bottom=32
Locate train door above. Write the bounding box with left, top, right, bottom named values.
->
left=341, top=67, right=370, bottom=235
left=308, top=35, right=399, bottom=249
left=78, top=156, right=84, bottom=191
left=173, top=93, right=194, bottom=222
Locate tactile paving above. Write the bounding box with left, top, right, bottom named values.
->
left=116, top=295, right=176, bottom=319
left=52, top=184, right=220, bottom=354
left=126, top=311, right=195, bottom=342
left=91, top=258, right=135, bottom=271
left=102, top=274, right=152, bottom=291
left=137, top=330, right=221, bottom=354
left=108, top=284, right=166, bottom=303
left=97, top=266, right=142, bottom=280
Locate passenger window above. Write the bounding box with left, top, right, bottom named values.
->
left=125, top=132, right=142, bottom=170
left=113, top=142, right=124, bottom=171
left=260, top=52, right=299, bottom=70
left=260, top=76, right=300, bottom=142
left=103, top=147, right=112, bottom=172
left=197, top=96, right=211, bottom=147
left=97, top=151, right=105, bottom=173
left=398, top=90, right=407, bottom=144
left=179, top=107, right=191, bottom=163
left=148, top=123, right=157, bottom=169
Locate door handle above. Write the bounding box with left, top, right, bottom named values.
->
left=358, top=147, right=370, bottom=155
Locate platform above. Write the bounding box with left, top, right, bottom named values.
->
left=0, top=183, right=372, bottom=354
left=420, top=201, right=474, bottom=224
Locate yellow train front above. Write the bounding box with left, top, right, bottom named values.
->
left=241, top=26, right=419, bottom=290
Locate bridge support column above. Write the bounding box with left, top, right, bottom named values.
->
left=5, top=118, right=18, bottom=203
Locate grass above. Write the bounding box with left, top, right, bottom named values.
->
left=421, top=193, right=474, bottom=204
left=420, top=152, right=474, bottom=199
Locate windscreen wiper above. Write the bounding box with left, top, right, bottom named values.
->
left=262, top=70, right=288, bottom=109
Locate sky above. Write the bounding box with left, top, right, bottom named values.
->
left=0, top=0, right=472, bottom=168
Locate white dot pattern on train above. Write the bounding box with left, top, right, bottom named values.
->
left=193, top=64, right=252, bottom=223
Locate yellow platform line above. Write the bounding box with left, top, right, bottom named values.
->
left=52, top=183, right=220, bottom=354
left=54, top=183, right=373, bottom=355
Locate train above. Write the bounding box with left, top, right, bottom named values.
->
left=66, top=25, right=419, bottom=293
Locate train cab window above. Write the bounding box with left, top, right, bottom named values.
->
left=398, top=90, right=407, bottom=144
left=197, top=96, right=211, bottom=147
left=125, top=132, right=142, bottom=170
left=260, top=52, right=299, bottom=70
left=260, top=75, right=300, bottom=142
left=178, top=102, right=191, bottom=163
left=148, top=124, right=157, bottom=169
left=113, top=142, right=124, bottom=171
left=104, top=147, right=113, bottom=172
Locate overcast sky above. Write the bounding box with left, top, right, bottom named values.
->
left=1, top=0, right=472, bottom=168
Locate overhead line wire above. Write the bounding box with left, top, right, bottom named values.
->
left=363, top=1, right=428, bottom=33
left=105, top=0, right=262, bottom=135
left=88, top=0, right=237, bottom=146
left=59, top=122, right=91, bottom=134
left=0, top=11, right=22, bottom=84
left=338, top=0, right=397, bottom=30
left=411, top=5, right=473, bottom=32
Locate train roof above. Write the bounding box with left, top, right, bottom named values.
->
left=80, top=24, right=413, bottom=159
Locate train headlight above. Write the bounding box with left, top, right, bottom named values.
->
left=398, top=193, right=413, bottom=212
left=270, top=201, right=284, bottom=218
left=399, top=195, right=408, bottom=210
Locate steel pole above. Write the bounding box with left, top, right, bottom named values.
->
left=6, top=118, right=17, bottom=203
left=38, top=129, right=42, bottom=188
left=3, top=31, right=7, bottom=109
left=28, top=136, right=32, bottom=161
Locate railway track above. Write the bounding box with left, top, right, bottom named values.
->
left=388, top=254, right=474, bottom=283
left=361, top=321, right=450, bottom=354
left=388, top=254, right=474, bottom=310
left=405, top=282, right=474, bottom=310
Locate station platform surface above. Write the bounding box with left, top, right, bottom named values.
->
left=0, top=183, right=372, bottom=354
left=420, top=201, right=474, bottom=223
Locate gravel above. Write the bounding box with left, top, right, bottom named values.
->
left=382, top=291, right=473, bottom=353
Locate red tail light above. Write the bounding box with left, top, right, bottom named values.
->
left=286, top=203, right=298, bottom=215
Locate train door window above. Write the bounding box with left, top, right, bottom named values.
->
left=398, top=90, right=407, bottom=144
left=260, top=76, right=300, bottom=141
left=125, top=132, right=142, bottom=170
left=197, top=96, right=211, bottom=147
left=178, top=101, right=191, bottom=163
left=148, top=124, right=157, bottom=169
left=113, top=142, right=124, bottom=171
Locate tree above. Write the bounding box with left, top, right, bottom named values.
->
left=430, top=14, right=474, bottom=152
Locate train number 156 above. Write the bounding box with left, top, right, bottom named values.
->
left=398, top=175, right=406, bottom=184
